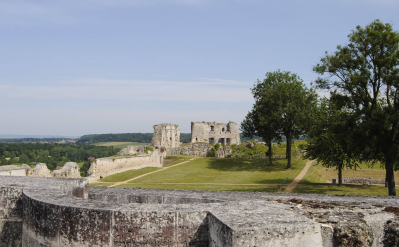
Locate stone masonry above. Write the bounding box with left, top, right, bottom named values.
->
left=191, top=121, right=240, bottom=145
left=167, top=143, right=232, bottom=158
left=2, top=176, right=399, bottom=246
left=0, top=162, right=78, bottom=178
left=152, top=123, right=181, bottom=148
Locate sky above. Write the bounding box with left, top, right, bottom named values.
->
left=1, top=0, right=399, bottom=137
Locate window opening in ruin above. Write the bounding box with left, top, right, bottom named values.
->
left=222, top=128, right=225, bottom=131
left=170, top=137, right=172, bottom=140
left=226, top=125, right=230, bottom=131
left=209, top=138, right=214, bottom=144
left=218, top=138, right=225, bottom=144
left=196, top=138, right=198, bottom=141
left=210, top=126, right=214, bottom=131
left=227, top=138, right=231, bottom=145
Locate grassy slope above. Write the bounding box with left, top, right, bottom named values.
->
left=99, top=167, right=161, bottom=182
left=96, top=157, right=307, bottom=192
left=127, top=157, right=305, bottom=185
left=95, top=142, right=149, bottom=149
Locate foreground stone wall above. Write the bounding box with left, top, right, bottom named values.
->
left=191, top=121, right=240, bottom=145
left=0, top=177, right=88, bottom=246
left=87, top=149, right=163, bottom=181
left=0, top=186, right=23, bottom=246
left=2, top=176, right=399, bottom=246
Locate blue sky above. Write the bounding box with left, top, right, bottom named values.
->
left=1, top=0, right=398, bottom=137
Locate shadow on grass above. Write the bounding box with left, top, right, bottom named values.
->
left=206, top=157, right=289, bottom=172
left=293, top=183, right=388, bottom=196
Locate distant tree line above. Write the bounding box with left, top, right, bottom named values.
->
left=0, top=143, right=119, bottom=172
left=0, top=138, right=75, bottom=143
left=76, top=133, right=194, bottom=144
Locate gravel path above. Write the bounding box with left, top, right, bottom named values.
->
left=284, top=160, right=313, bottom=193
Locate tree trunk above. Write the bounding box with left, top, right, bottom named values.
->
left=338, top=163, right=343, bottom=186
left=286, top=134, right=292, bottom=169
left=268, top=141, right=273, bottom=165
left=385, top=156, right=396, bottom=196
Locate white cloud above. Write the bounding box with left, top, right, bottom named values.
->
left=0, top=78, right=253, bottom=103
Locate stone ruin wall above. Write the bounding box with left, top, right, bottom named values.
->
left=117, top=144, right=151, bottom=156
left=86, top=149, right=164, bottom=181
left=167, top=143, right=232, bottom=158
left=52, top=162, right=81, bottom=178
left=191, top=121, right=240, bottom=146
left=0, top=162, right=81, bottom=179
left=152, top=123, right=180, bottom=148
left=3, top=176, right=399, bottom=246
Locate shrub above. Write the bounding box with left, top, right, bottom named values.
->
left=215, top=143, right=221, bottom=151
left=209, top=148, right=216, bottom=157
left=145, top=147, right=154, bottom=154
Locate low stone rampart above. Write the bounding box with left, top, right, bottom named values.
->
left=52, top=162, right=81, bottom=178
left=0, top=165, right=27, bottom=177
left=87, top=149, right=163, bottom=181
left=27, top=163, right=52, bottom=177
left=117, top=144, right=151, bottom=155
left=340, top=177, right=397, bottom=185
left=1, top=162, right=80, bottom=178
left=167, top=143, right=232, bottom=158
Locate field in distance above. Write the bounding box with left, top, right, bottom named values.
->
left=95, top=142, right=149, bottom=149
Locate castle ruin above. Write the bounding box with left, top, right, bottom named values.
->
left=152, top=123, right=181, bottom=148
left=191, top=121, right=240, bottom=145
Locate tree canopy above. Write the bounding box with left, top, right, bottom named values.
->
left=243, top=70, right=317, bottom=168
left=305, top=97, right=362, bottom=185
left=313, top=20, right=399, bottom=195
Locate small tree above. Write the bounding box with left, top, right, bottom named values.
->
left=305, top=97, right=361, bottom=185
left=241, top=108, right=278, bottom=165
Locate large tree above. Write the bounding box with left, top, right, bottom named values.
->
left=247, top=70, right=317, bottom=168
left=314, top=20, right=399, bottom=195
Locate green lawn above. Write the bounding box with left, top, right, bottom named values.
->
left=89, top=155, right=395, bottom=195
left=99, top=167, right=161, bottom=182
left=163, top=155, right=193, bottom=167
left=293, top=183, right=389, bottom=196
left=128, top=157, right=305, bottom=185
left=95, top=142, right=149, bottom=149
left=295, top=160, right=399, bottom=196
left=89, top=157, right=306, bottom=192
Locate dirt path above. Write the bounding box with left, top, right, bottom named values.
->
left=284, top=160, right=314, bottom=193
left=108, top=157, right=197, bottom=188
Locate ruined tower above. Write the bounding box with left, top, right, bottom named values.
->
left=152, top=123, right=181, bottom=148
left=191, top=121, right=240, bottom=145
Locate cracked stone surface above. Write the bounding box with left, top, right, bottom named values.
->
left=1, top=176, right=399, bottom=246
